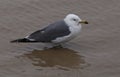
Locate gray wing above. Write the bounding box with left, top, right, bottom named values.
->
left=27, top=20, right=70, bottom=42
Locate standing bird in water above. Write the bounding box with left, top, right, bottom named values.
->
left=11, top=14, right=88, bottom=47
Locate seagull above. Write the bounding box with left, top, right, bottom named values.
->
left=11, top=14, right=88, bottom=47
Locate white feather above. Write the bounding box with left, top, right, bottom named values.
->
left=52, top=14, right=82, bottom=44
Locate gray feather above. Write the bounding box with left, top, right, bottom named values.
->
left=27, top=20, right=70, bottom=42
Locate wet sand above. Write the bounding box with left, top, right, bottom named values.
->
left=0, top=0, right=120, bottom=77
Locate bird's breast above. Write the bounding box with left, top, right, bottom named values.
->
left=69, top=25, right=81, bottom=37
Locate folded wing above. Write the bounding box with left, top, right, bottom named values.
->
left=27, top=20, right=70, bottom=42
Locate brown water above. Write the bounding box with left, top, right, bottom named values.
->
left=0, top=0, right=120, bottom=77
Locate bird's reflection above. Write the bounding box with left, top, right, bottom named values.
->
left=25, top=48, right=86, bottom=70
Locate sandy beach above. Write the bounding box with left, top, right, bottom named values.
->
left=0, top=0, right=120, bottom=77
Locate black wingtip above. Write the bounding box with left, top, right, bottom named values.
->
left=10, top=39, right=22, bottom=43
left=10, top=40, right=17, bottom=43
left=10, top=38, right=38, bottom=43
left=10, top=39, right=19, bottom=43
left=10, top=38, right=29, bottom=43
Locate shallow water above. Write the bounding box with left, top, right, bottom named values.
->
left=0, top=0, right=120, bottom=77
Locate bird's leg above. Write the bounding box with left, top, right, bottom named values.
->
left=43, top=43, right=63, bottom=50
left=43, top=46, right=50, bottom=50
left=53, top=44, right=63, bottom=48
left=52, top=44, right=63, bottom=48
left=43, top=43, right=54, bottom=49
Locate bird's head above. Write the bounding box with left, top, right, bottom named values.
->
left=64, top=14, right=88, bottom=26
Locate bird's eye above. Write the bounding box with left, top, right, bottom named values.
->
left=73, top=19, right=76, bottom=21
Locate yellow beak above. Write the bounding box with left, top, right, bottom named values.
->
left=79, top=20, right=88, bottom=24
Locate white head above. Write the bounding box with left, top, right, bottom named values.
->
left=64, top=14, right=88, bottom=27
